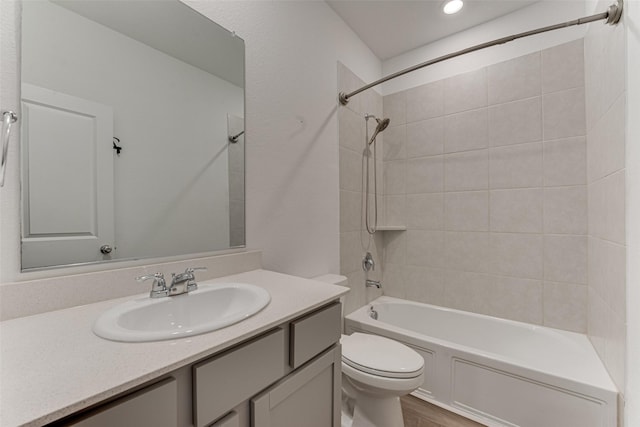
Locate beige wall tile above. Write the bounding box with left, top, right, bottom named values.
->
left=361, top=85, right=384, bottom=119
left=444, top=150, right=489, bottom=191
left=339, top=106, right=364, bottom=152
left=489, top=142, right=543, bottom=189
left=406, top=117, right=444, bottom=158
left=444, top=108, right=488, bottom=153
left=406, top=230, right=445, bottom=268
left=587, top=286, right=609, bottom=361
left=588, top=170, right=625, bottom=244
left=587, top=93, right=625, bottom=183
left=588, top=236, right=626, bottom=319
left=344, top=269, right=371, bottom=316
left=383, top=231, right=406, bottom=265
left=384, top=91, right=407, bottom=126
left=340, top=190, right=361, bottom=233
left=384, top=159, right=406, bottom=195
left=488, top=52, right=541, bottom=105
left=405, top=80, right=444, bottom=123
left=490, top=188, right=543, bottom=233
left=339, top=146, right=362, bottom=192
left=404, top=266, right=444, bottom=306
left=544, top=235, right=587, bottom=284
left=543, top=136, right=586, bottom=187
left=382, top=263, right=406, bottom=299
left=444, top=68, right=487, bottom=114
left=442, top=270, right=492, bottom=315
left=490, top=276, right=543, bottom=324
left=406, top=193, right=444, bottom=230
left=606, top=311, right=626, bottom=392
left=584, top=15, right=625, bottom=128
left=488, top=97, right=542, bottom=147
left=444, top=231, right=490, bottom=273
left=445, top=191, right=489, bottom=232
left=382, top=125, right=406, bottom=161
left=543, top=87, right=586, bottom=140
left=542, top=39, right=585, bottom=94
left=406, top=155, right=444, bottom=194
left=340, top=231, right=363, bottom=275
left=490, top=233, right=543, bottom=279
left=384, top=195, right=406, bottom=227
left=543, top=281, right=587, bottom=332
left=543, top=186, right=587, bottom=235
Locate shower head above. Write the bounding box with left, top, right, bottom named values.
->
left=367, top=117, right=390, bottom=145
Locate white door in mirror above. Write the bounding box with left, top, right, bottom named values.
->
left=21, top=83, right=115, bottom=269
left=93, top=283, right=270, bottom=342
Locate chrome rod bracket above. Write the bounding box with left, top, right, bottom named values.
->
left=1, top=111, right=19, bottom=188
left=338, top=92, right=349, bottom=106
left=606, top=0, right=623, bottom=25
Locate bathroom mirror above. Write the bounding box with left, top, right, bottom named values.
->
left=19, top=0, right=245, bottom=270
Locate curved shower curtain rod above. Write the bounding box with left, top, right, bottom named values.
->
left=338, top=0, right=623, bottom=106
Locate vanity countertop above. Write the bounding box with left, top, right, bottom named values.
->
left=0, top=269, right=348, bottom=427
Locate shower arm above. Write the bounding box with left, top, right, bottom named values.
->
left=338, top=0, right=623, bottom=106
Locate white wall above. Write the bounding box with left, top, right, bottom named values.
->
left=625, top=0, right=640, bottom=423
left=381, top=0, right=588, bottom=95
left=0, top=0, right=381, bottom=282
left=184, top=0, right=382, bottom=278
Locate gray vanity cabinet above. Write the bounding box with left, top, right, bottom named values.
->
left=252, top=346, right=341, bottom=427
left=48, top=302, right=341, bottom=427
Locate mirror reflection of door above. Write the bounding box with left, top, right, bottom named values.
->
left=21, top=83, right=115, bottom=269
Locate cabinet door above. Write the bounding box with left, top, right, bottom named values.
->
left=252, top=346, right=341, bottom=427
left=64, top=378, right=177, bottom=427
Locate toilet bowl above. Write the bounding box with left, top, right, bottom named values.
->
left=341, top=333, right=424, bottom=427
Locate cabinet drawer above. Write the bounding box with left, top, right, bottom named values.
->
left=290, top=302, right=341, bottom=369
left=64, top=378, right=177, bottom=427
left=193, top=328, right=285, bottom=427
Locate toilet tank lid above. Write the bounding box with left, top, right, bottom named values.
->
left=312, top=274, right=348, bottom=287
left=341, top=333, right=424, bottom=376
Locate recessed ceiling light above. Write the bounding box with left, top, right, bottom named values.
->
left=443, top=0, right=464, bottom=15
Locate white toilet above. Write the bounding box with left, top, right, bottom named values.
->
left=340, top=333, right=424, bottom=427
left=310, top=274, right=424, bottom=427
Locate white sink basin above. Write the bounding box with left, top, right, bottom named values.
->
left=93, top=283, right=271, bottom=342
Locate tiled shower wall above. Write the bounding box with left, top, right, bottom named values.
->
left=338, top=62, right=384, bottom=315
left=584, top=0, right=626, bottom=395
left=380, top=40, right=588, bottom=332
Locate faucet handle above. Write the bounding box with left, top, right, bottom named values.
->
left=182, top=267, right=206, bottom=292
left=136, top=273, right=168, bottom=298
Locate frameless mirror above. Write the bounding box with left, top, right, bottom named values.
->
left=20, top=0, right=245, bottom=270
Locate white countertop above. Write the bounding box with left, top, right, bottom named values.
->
left=0, top=269, right=348, bottom=427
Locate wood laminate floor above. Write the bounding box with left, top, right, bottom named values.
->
left=401, top=395, right=487, bottom=427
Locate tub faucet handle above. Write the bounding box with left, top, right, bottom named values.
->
left=363, top=252, right=375, bottom=272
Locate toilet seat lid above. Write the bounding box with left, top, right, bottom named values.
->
left=341, top=333, right=424, bottom=379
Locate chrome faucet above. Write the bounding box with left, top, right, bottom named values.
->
left=136, top=267, right=207, bottom=298
left=365, top=279, right=382, bottom=289
left=169, top=267, right=207, bottom=296
left=136, top=273, right=170, bottom=298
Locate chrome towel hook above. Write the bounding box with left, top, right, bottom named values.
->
left=1, top=111, right=18, bottom=188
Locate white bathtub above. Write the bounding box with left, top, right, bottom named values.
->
left=344, top=296, right=618, bottom=427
